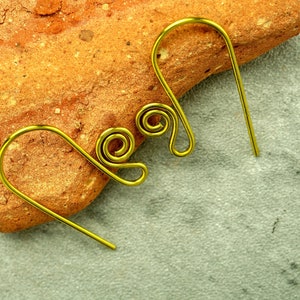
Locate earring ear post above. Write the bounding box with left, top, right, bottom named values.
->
left=146, top=17, right=260, bottom=157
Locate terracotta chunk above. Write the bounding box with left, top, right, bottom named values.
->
left=35, top=0, right=62, bottom=16
left=0, top=0, right=299, bottom=232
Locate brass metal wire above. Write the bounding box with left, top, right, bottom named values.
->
left=0, top=125, right=148, bottom=249
left=0, top=17, right=260, bottom=249
left=136, top=17, right=260, bottom=157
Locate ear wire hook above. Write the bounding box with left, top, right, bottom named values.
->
left=0, top=125, right=148, bottom=249
left=136, top=17, right=260, bottom=157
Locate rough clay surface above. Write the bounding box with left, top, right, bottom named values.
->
left=0, top=0, right=299, bottom=232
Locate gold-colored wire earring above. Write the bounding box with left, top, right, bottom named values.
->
left=0, top=17, right=260, bottom=250
left=136, top=17, right=260, bottom=157
left=0, top=125, right=149, bottom=249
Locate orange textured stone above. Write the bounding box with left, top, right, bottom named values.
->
left=35, top=0, right=62, bottom=15
left=0, top=0, right=299, bottom=232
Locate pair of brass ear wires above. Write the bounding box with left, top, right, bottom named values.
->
left=0, top=18, right=259, bottom=250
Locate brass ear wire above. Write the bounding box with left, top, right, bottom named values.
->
left=136, top=17, right=260, bottom=157
left=0, top=125, right=149, bottom=249
left=0, top=17, right=260, bottom=249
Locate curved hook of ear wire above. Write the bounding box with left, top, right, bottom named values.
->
left=136, top=17, right=260, bottom=157
left=0, top=125, right=148, bottom=249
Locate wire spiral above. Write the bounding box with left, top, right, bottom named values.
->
left=96, top=127, right=148, bottom=185
left=135, top=102, right=192, bottom=157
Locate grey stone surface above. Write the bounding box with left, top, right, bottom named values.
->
left=0, top=35, right=299, bottom=299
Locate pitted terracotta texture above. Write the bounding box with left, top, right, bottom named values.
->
left=0, top=0, right=299, bottom=232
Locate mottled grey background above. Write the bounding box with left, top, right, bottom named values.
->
left=1, top=35, right=299, bottom=299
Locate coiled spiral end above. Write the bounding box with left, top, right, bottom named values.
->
left=96, top=127, right=148, bottom=186
left=136, top=102, right=193, bottom=157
